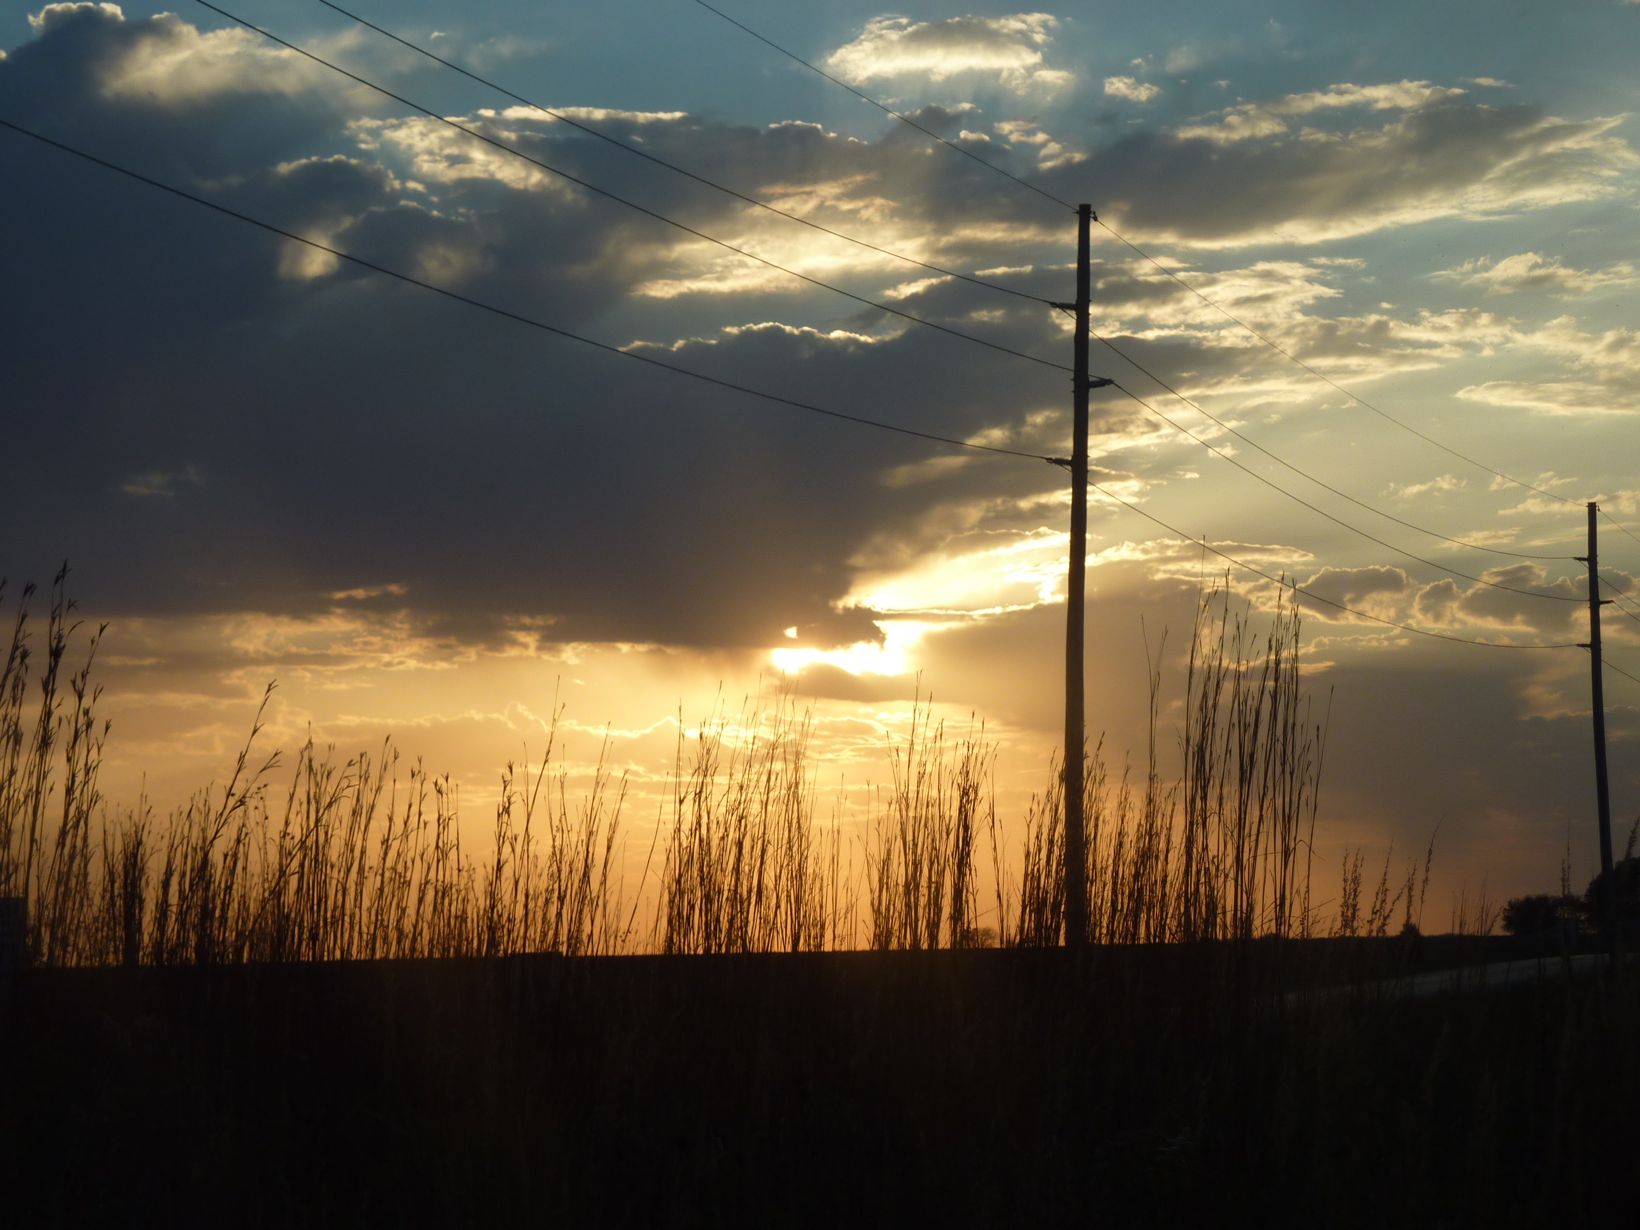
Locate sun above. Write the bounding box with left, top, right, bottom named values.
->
left=768, top=620, right=937, bottom=677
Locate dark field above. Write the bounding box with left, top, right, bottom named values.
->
left=4, top=940, right=1635, bottom=1228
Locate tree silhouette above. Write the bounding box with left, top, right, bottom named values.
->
left=1501, top=893, right=1583, bottom=937
left=1583, top=856, right=1640, bottom=934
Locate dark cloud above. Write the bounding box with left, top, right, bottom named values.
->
left=2, top=8, right=1631, bottom=668
left=1297, top=564, right=1411, bottom=612
left=0, top=9, right=1081, bottom=648
left=1040, top=98, right=1635, bottom=246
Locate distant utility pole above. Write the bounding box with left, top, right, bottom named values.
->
left=1578, top=502, right=1619, bottom=967
left=1060, top=204, right=1112, bottom=949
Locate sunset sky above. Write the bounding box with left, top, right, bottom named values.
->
left=3, top=1, right=1638, bottom=918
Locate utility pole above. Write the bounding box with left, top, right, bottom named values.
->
left=1060, top=203, right=1111, bottom=949
left=1578, top=502, right=1618, bottom=967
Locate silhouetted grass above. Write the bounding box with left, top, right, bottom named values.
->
left=0, top=573, right=1460, bottom=964
left=3, top=572, right=1632, bottom=1225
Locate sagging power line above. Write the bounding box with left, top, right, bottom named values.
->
left=1102, top=379, right=1584, bottom=604
left=0, top=116, right=1051, bottom=464
left=686, top=0, right=1597, bottom=516
left=315, top=0, right=1057, bottom=309
left=313, top=0, right=1615, bottom=588
left=1603, top=657, right=1640, bottom=690
left=687, top=0, right=1076, bottom=214
left=1090, top=217, right=1587, bottom=510
left=193, top=1, right=1071, bottom=378
left=1084, top=321, right=1579, bottom=563
left=1600, top=506, right=1640, bottom=551
left=1068, top=467, right=1583, bottom=651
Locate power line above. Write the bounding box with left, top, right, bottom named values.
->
left=679, top=1, right=1591, bottom=518
left=1599, top=506, right=1640, bottom=551
left=1091, top=217, right=1583, bottom=508
left=0, top=115, right=1593, bottom=657
left=1065, top=468, right=1581, bottom=650
left=1101, top=381, right=1583, bottom=604
left=687, top=0, right=1076, bottom=214
left=1078, top=315, right=1578, bottom=563
left=1598, top=655, right=1640, bottom=691
left=1609, top=582, right=1640, bottom=607
left=0, top=115, right=1052, bottom=464
left=192, top=1, right=1071, bottom=377
left=1606, top=587, right=1640, bottom=628
left=1600, top=574, right=1638, bottom=603
left=1608, top=601, right=1640, bottom=631
left=316, top=0, right=1057, bottom=309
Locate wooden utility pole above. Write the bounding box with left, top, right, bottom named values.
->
left=1062, top=203, right=1109, bottom=949
left=1579, top=502, right=1618, bottom=966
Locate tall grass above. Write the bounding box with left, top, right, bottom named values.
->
left=657, top=697, right=846, bottom=954
left=866, top=702, right=992, bottom=950
left=1001, top=584, right=1329, bottom=946
left=2, top=573, right=1354, bottom=965
left=1, top=575, right=630, bottom=963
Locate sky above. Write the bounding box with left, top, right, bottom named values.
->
left=2, top=0, right=1638, bottom=922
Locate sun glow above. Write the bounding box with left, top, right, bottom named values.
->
left=768, top=620, right=937, bottom=676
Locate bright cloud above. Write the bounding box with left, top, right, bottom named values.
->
left=1178, top=80, right=1467, bottom=143
left=1104, top=75, right=1160, bottom=103
left=1440, top=252, right=1640, bottom=296
left=823, top=13, right=1071, bottom=92
left=1456, top=381, right=1640, bottom=416
left=1389, top=475, right=1468, bottom=499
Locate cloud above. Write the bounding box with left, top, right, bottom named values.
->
left=1438, top=251, right=1639, bottom=296
left=1412, top=577, right=1463, bottom=626
left=1177, top=80, right=1467, bottom=143
left=0, top=7, right=1628, bottom=675
left=1530, top=316, right=1640, bottom=380
left=1459, top=315, right=1640, bottom=418
left=1294, top=565, right=1413, bottom=615
left=1388, top=475, right=1467, bottom=500
left=1456, top=382, right=1640, bottom=417
left=28, top=3, right=121, bottom=33
left=0, top=7, right=1074, bottom=648
left=1051, top=100, right=1640, bottom=247
left=24, top=3, right=343, bottom=107
left=1103, top=75, right=1159, bottom=103
left=823, top=13, right=1071, bottom=93
left=120, top=465, right=203, bottom=498
left=991, top=117, right=1080, bottom=168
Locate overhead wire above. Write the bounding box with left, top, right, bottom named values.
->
left=299, top=0, right=1617, bottom=614
left=1613, top=585, right=1640, bottom=606
left=0, top=128, right=1596, bottom=660
left=1097, top=379, right=1583, bottom=603
left=1608, top=603, right=1640, bottom=631
left=315, top=0, right=1058, bottom=308
left=683, top=0, right=1593, bottom=516
left=0, top=115, right=1053, bottom=464
left=1605, top=588, right=1640, bottom=628
left=1598, top=656, right=1640, bottom=690
left=1600, top=507, right=1640, bottom=551
left=1059, top=467, right=1581, bottom=650
left=1091, top=217, right=1586, bottom=509
left=1074, top=314, right=1579, bottom=562
left=687, top=0, right=1076, bottom=214
left=192, top=1, right=1072, bottom=378
left=22, top=5, right=1617, bottom=654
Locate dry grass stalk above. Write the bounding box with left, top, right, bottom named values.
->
left=2, top=573, right=1371, bottom=963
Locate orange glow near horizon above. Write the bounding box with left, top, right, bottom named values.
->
left=768, top=619, right=941, bottom=677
